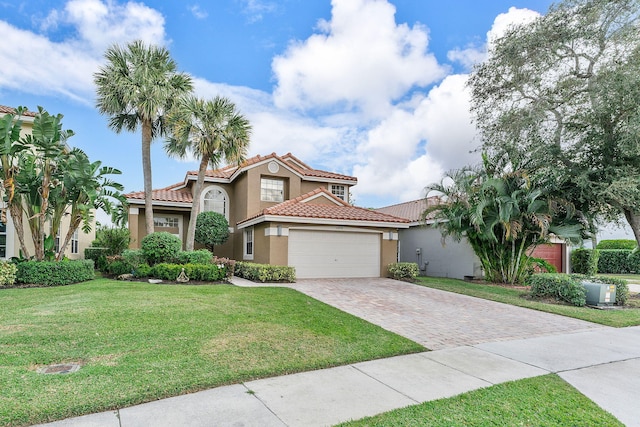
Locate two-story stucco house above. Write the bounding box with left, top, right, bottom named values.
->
left=125, top=152, right=409, bottom=278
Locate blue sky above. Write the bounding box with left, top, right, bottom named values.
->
left=0, top=0, right=556, bottom=212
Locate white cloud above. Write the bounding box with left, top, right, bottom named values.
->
left=189, top=4, right=208, bottom=20
left=272, top=0, right=448, bottom=117
left=0, top=0, right=167, bottom=103
left=239, top=0, right=278, bottom=23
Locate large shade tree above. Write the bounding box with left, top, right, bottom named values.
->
left=94, top=40, right=193, bottom=235
left=468, top=0, right=640, bottom=245
left=165, top=95, right=251, bottom=251
left=424, top=155, right=583, bottom=284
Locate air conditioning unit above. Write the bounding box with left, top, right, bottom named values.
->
left=582, top=282, right=616, bottom=306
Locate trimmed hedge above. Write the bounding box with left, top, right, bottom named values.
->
left=175, top=249, right=213, bottom=265
left=596, top=249, right=640, bottom=274
left=151, top=263, right=226, bottom=282
left=141, top=232, right=182, bottom=265
left=570, top=248, right=599, bottom=275
left=388, top=262, right=419, bottom=280
left=596, top=239, right=637, bottom=250
left=235, top=262, right=296, bottom=283
left=16, top=260, right=95, bottom=286
left=571, top=274, right=629, bottom=306
left=525, top=273, right=586, bottom=307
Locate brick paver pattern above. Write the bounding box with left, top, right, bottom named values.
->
left=289, top=278, right=605, bottom=350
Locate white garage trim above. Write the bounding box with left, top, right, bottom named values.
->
left=288, top=230, right=380, bottom=279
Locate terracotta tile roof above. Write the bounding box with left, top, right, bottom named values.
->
left=186, top=152, right=357, bottom=182
left=0, top=105, right=37, bottom=117
left=374, top=197, right=440, bottom=222
left=239, top=187, right=409, bottom=225
left=125, top=182, right=192, bottom=203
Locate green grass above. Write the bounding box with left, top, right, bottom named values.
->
left=416, top=276, right=640, bottom=327
left=338, top=374, right=623, bottom=427
left=0, top=279, right=424, bottom=426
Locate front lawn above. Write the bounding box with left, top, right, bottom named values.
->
left=0, top=279, right=423, bottom=426
left=416, top=276, right=640, bottom=327
left=339, top=374, right=622, bottom=426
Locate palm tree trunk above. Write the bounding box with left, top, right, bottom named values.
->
left=142, top=119, right=155, bottom=236
left=185, top=155, right=209, bottom=251
left=8, top=202, right=30, bottom=259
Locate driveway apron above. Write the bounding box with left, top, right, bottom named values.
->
left=289, top=278, right=605, bottom=350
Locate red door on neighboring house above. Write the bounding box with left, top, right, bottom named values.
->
left=530, top=243, right=563, bottom=273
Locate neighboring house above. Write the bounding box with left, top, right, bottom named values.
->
left=376, top=198, right=569, bottom=279
left=0, top=105, right=95, bottom=260
left=125, top=153, right=409, bottom=278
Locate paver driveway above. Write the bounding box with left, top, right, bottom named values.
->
left=289, top=278, right=605, bottom=350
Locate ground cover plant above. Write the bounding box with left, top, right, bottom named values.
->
left=0, top=279, right=423, bottom=426
left=339, top=374, right=623, bottom=426
left=416, top=276, right=640, bottom=327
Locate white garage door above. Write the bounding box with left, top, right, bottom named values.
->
left=288, top=230, right=380, bottom=278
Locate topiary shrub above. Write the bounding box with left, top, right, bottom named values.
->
left=141, top=232, right=182, bottom=265
left=387, top=262, right=419, bottom=280
left=0, top=261, right=18, bottom=287
left=525, top=273, right=586, bottom=307
left=176, top=249, right=213, bottom=265
left=570, top=248, right=599, bottom=275
left=596, top=239, right=637, bottom=250
left=571, top=274, right=629, bottom=305
left=194, top=211, right=229, bottom=253
left=16, top=260, right=95, bottom=287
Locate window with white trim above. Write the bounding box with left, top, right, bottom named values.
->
left=71, top=229, right=79, bottom=254
left=202, top=187, right=228, bottom=217
left=261, top=178, right=284, bottom=202
left=331, top=185, right=346, bottom=201
left=0, top=222, right=6, bottom=258
left=154, top=216, right=179, bottom=228
left=244, top=227, right=254, bottom=260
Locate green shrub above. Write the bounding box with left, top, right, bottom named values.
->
left=106, top=258, right=133, bottom=276
left=387, top=262, right=419, bottom=280
left=151, top=263, right=226, bottom=282
left=141, top=232, right=182, bottom=265
left=194, top=211, right=229, bottom=253
left=133, top=263, right=152, bottom=278
left=597, top=249, right=640, bottom=274
left=571, top=274, right=629, bottom=305
left=596, top=239, right=637, bottom=250
left=92, top=226, right=130, bottom=255
left=121, top=249, right=147, bottom=268
left=16, top=260, right=95, bottom=286
left=234, top=262, right=296, bottom=283
left=0, top=261, right=18, bottom=287
left=176, top=249, right=213, bottom=265
left=84, top=247, right=110, bottom=271
left=570, top=248, right=599, bottom=275
left=212, top=257, right=236, bottom=278
left=526, top=273, right=586, bottom=307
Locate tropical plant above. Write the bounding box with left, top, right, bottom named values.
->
left=194, top=211, right=230, bottom=253
left=468, top=0, right=640, bottom=246
left=92, top=225, right=131, bottom=256
left=424, top=155, right=583, bottom=284
left=94, top=40, right=193, bottom=235
left=165, top=95, right=251, bottom=250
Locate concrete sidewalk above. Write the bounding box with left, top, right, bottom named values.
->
left=35, top=326, right=640, bottom=427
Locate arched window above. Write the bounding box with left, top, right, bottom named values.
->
left=201, top=186, right=229, bottom=220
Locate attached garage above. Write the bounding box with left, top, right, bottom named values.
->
left=288, top=230, right=381, bottom=279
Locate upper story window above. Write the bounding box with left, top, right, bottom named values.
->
left=203, top=186, right=228, bottom=218
left=261, top=178, right=284, bottom=202
left=331, top=185, right=347, bottom=201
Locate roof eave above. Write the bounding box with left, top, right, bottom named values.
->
left=237, top=214, right=410, bottom=229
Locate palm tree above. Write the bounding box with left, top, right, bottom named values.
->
left=424, top=154, right=583, bottom=284
left=94, top=40, right=193, bottom=235
left=165, top=95, right=251, bottom=251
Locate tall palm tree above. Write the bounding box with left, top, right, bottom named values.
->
left=94, top=40, right=193, bottom=235
left=165, top=95, right=251, bottom=251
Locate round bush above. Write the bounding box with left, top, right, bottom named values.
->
left=141, top=232, right=182, bottom=265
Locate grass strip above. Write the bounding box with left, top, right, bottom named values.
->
left=416, top=276, right=640, bottom=327
left=338, top=374, right=623, bottom=427
left=0, top=279, right=423, bottom=426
